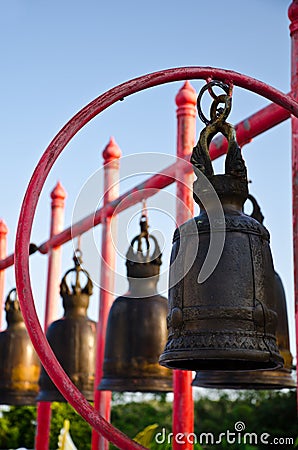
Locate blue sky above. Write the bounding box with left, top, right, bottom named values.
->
left=0, top=0, right=296, bottom=364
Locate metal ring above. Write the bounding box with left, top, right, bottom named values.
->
left=14, top=66, right=298, bottom=449
left=197, top=80, right=230, bottom=125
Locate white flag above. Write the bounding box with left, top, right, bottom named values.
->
left=57, top=419, right=78, bottom=450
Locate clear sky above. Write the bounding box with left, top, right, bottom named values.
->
left=0, top=0, right=296, bottom=365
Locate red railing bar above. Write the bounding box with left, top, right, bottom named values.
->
left=0, top=100, right=290, bottom=271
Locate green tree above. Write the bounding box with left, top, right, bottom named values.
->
left=0, top=390, right=296, bottom=449
left=0, top=406, right=36, bottom=449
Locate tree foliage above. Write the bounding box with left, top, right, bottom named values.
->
left=0, top=390, right=296, bottom=449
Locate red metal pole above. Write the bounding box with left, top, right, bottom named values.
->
left=92, top=138, right=121, bottom=450
left=0, top=219, right=8, bottom=330
left=289, top=0, right=298, bottom=404
left=35, top=181, right=67, bottom=450
left=173, top=82, right=196, bottom=449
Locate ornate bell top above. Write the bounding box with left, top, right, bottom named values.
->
left=5, top=289, right=24, bottom=327
left=191, top=81, right=248, bottom=211
left=126, top=214, right=162, bottom=278
left=60, top=250, right=93, bottom=317
left=125, top=213, right=162, bottom=297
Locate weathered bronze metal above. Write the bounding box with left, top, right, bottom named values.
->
left=37, top=251, right=96, bottom=402
left=0, top=289, right=40, bottom=405
left=99, top=214, right=173, bottom=392
left=159, top=82, right=283, bottom=371
left=193, top=196, right=295, bottom=388
left=193, top=272, right=295, bottom=389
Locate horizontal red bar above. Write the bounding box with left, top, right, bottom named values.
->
left=0, top=100, right=290, bottom=270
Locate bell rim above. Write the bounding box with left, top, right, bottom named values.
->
left=0, top=389, right=39, bottom=405
left=159, top=348, right=284, bottom=372
left=36, top=389, right=94, bottom=402
left=192, top=370, right=296, bottom=390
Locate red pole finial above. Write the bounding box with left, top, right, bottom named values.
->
left=0, top=219, right=8, bottom=237
left=0, top=219, right=8, bottom=330
left=51, top=181, right=67, bottom=208
left=289, top=0, right=298, bottom=35
left=175, top=80, right=196, bottom=109
left=102, top=137, right=122, bottom=165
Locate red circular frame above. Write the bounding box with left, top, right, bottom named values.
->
left=15, top=67, right=298, bottom=449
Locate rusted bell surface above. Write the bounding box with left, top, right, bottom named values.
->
left=0, top=289, right=40, bottom=405
left=192, top=272, right=295, bottom=389
left=99, top=215, right=172, bottom=392
left=192, top=196, right=295, bottom=389
left=159, top=82, right=283, bottom=372
left=37, top=252, right=96, bottom=402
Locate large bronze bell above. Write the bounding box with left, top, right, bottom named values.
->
left=37, top=251, right=96, bottom=402
left=159, top=81, right=283, bottom=372
left=0, top=289, right=40, bottom=405
left=192, top=272, right=295, bottom=389
left=99, top=214, right=172, bottom=392
left=192, top=196, right=295, bottom=389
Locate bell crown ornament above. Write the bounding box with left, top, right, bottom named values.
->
left=5, top=288, right=24, bottom=326
left=125, top=211, right=163, bottom=298
left=126, top=213, right=162, bottom=279
left=159, top=81, right=283, bottom=372
left=60, top=250, right=93, bottom=316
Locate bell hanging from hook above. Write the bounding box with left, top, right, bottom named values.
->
left=192, top=194, right=295, bottom=389
left=0, top=288, right=40, bottom=405
left=37, top=250, right=96, bottom=402
left=159, top=81, right=283, bottom=371
left=99, top=207, right=173, bottom=392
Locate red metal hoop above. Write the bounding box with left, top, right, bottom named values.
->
left=14, top=66, right=298, bottom=449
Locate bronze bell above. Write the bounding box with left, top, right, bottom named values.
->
left=192, top=272, right=295, bottom=389
left=0, top=289, right=40, bottom=405
left=159, top=81, right=283, bottom=372
left=99, top=213, right=173, bottom=392
left=37, top=251, right=96, bottom=402
left=192, top=196, right=295, bottom=389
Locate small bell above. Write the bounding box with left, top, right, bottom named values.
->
left=192, top=195, right=295, bottom=389
left=99, top=211, right=173, bottom=392
left=0, top=289, right=40, bottom=405
left=37, top=251, right=96, bottom=402
left=159, top=81, right=283, bottom=372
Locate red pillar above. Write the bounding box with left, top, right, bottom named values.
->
left=173, top=81, right=196, bottom=449
left=35, top=182, right=67, bottom=450
left=92, top=137, right=121, bottom=450
left=289, top=0, right=298, bottom=402
left=0, top=220, right=8, bottom=330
